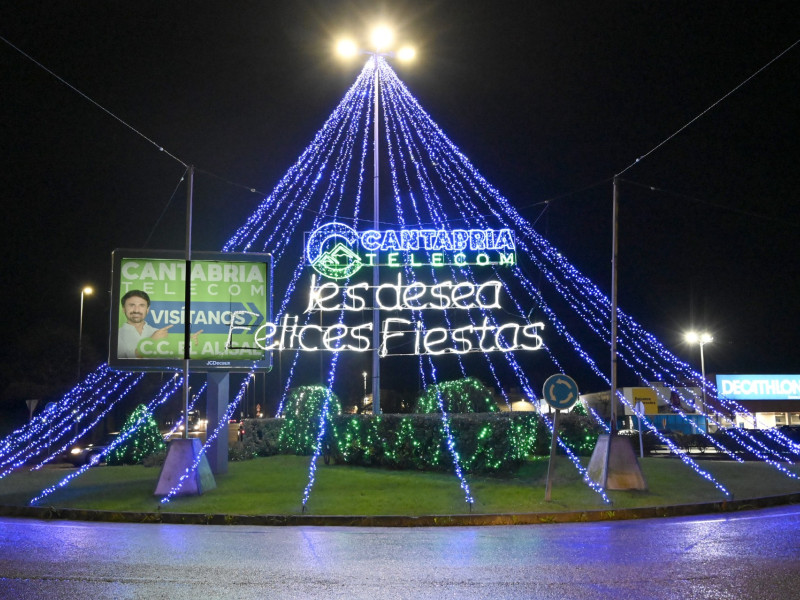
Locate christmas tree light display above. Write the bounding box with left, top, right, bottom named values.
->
left=9, top=51, right=799, bottom=509
left=108, top=404, right=166, bottom=465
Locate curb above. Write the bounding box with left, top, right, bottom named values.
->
left=1, top=492, right=799, bottom=527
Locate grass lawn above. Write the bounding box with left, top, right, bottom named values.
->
left=1, top=455, right=798, bottom=516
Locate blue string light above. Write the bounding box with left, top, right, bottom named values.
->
left=30, top=374, right=183, bottom=505
left=0, top=364, right=114, bottom=461
left=29, top=372, right=145, bottom=471
left=163, top=382, right=207, bottom=440
left=0, top=368, right=143, bottom=479
left=160, top=371, right=255, bottom=503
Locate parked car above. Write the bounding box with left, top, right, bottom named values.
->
left=63, top=433, right=118, bottom=466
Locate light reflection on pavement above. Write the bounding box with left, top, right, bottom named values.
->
left=0, top=505, right=798, bottom=599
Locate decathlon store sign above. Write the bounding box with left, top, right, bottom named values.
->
left=226, top=222, right=543, bottom=355
left=716, top=374, right=800, bottom=400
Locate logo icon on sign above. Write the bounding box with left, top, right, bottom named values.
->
left=306, top=222, right=363, bottom=280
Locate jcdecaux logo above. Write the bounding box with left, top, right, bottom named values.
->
left=306, top=222, right=516, bottom=280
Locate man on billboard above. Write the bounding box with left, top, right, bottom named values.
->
left=117, top=290, right=172, bottom=358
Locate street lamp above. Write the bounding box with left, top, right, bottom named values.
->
left=685, top=331, right=713, bottom=432
left=336, top=27, right=415, bottom=416
left=362, top=371, right=368, bottom=408
left=77, top=286, right=93, bottom=381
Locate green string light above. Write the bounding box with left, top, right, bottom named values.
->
left=108, top=404, right=166, bottom=465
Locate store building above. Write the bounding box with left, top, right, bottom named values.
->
left=581, top=384, right=713, bottom=433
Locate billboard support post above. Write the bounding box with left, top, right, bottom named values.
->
left=206, top=371, right=230, bottom=474
left=183, top=165, right=194, bottom=440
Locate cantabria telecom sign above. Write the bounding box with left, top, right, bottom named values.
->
left=225, top=222, right=544, bottom=356
left=716, top=374, right=800, bottom=400
left=305, top=222, right=516, bottom=279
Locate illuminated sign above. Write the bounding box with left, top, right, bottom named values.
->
left=109, top=249, right=272, bottom=372
left=225, top=223, right=539, bottom=357
left=228, top=313, right=543, bottom=355
left=304, top=274, right=502, bottom=312
left=716, top=374, right=800, bottom=400
left=227, top=270, right=544, bottom=355
left=306, top=222, right=516, bottom=280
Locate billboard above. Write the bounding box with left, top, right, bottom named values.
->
left=715, top=374, right=800, bottom=401
left=625, top=387, right=659, bottom=415
left=109, top=249, right=272, bottom=372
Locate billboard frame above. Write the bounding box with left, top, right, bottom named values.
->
left=108, top=249, right=272, bottom=373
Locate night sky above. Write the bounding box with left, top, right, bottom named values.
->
left=1, top=2, right=798, bottom=411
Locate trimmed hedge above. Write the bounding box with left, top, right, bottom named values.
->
left=415, top=377, right=497, bottom=413
left=234, top=411, right=603, bottom=474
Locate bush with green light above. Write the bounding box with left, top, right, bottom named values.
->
left=108, top=404, right=165, bottom=465
left=237, top=379, right=602, bottom=474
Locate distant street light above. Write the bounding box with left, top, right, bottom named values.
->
left=685, top=331, right=713, bottom=432
left=78, top=286, right=93, bottom=381
left=362, top=371, right=368, bottom=408
left=336, top=26, right=415, bottom=416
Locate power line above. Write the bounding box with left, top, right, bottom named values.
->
left=1, top=35, right=273, bottom=209
left=1, top=34, right=188, bottom=169
left=619, top=178, right=798, bottom=227
left=617, top=37, right=800, bottom=176
left=142, top=167, right=190, bottom=248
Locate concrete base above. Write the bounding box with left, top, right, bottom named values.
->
left=588, top=434, right=647, bottom=491
left=206, top=372, right=229, bottom=475
left=154, top=438, right=216, bottom=497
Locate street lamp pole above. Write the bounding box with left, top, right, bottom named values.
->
left=609, top=176, right=619, bottom=435
left=371, top=50, right=381, bottom=415
left=685, top=331, right=713, bottom=432
left=338, top=28, right=414, bottom=415
left=77, top=286, right=93, bottom=381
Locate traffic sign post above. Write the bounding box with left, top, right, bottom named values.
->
left=634, top=401, right=645, bottom=458
left=25, top=399, right=38, bottom=422
left=542, top=375, right=580, bottom=502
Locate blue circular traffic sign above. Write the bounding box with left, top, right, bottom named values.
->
left=542, top=374, right=580, bottom=411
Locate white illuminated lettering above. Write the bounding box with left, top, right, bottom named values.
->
left=424, top=327, right=449, bottom=354
left=476, top=281, right=502, bottom=309
left=381, top=318, right=411, bottom=357
left=429, top=282, right=452, bottom=309
left=452, top=326, right=474, bottom=353
left=495, top=323, right=520, bottom=352
left=348, top=323, right=373, bottom=351
left=519, top=323, right=545, bottom=350
left=322, top=324, right=348, bottom=350
left=299, top=324, right=321, bottom=350
left=402, top=282, right=426, bottom=309
left=451, top=282, right=475, bottom=308
left=345, top=282, right=368, bottom=310
left=376, top=274, right=403, bottom=310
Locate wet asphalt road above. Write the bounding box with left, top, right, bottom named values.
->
left=1, top=506, right=799, bottom=599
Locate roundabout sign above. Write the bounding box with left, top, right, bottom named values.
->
left=542, top=374, right=580, bottom=411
